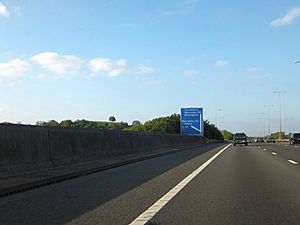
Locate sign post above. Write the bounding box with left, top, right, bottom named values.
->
left=180, top=108, right=204, bottom=136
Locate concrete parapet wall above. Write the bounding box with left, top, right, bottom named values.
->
left=0, top=124, right=206, bottom=176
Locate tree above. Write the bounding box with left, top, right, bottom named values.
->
left=204, top=120, right=223, bottom=140
left=143, top=114, right=180, bottom=133
left=60, top=120, right=73, bottom=128
left=73, top=119, right=89, bottom=128
left=36, top=121, right=46, bottom=126
left=222, top=130, right=233, bottom=140
left=125, top=114, right=223, bottom=140
left=124, top=124, right=144, bottom=132
left=271, top=132, right=290, bottom=139
left=132, top=120, right=141, bottom=126
left=109, top=116, right=116, bottom=122
left=47, top=120, right=60, bottom=127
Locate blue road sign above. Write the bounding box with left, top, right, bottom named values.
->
left=181, top=108, right=204, bottom=136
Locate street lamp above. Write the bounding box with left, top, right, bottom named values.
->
left=258, top=112, right=266, bottom=137
left=273, top=91, right=286, bottom=139
left=264, top=105, right=272, bottom=136
left=259, top=112, right=266, bottom=137
left=257, top=117, right=264, bottom=137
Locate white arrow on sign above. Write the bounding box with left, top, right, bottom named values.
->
left=191, top=125, right=201, bottom=132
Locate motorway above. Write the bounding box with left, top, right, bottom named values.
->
left=1, top=143, right=300, bottom=225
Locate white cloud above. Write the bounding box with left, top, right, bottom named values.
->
left=89, top=58, right=127, bottom=77
left=0, top=2, right=9, bottom=17
left=0, top=53, right=154, bottom=80
left=31, top=52, right=83, bottom=74
left=89, top=58, right=154, bottom=77
left=0, top=58, right=30, bottom=78
left=215, top=60, right=230, bottom=66
left=271, top=6, right=300, bottom=27
left=132, top=65, right=154, bottom=74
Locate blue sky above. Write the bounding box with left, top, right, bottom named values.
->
left=0, top=0, right=300, bottom=136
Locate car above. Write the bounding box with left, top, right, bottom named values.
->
left=289, top=133, right=300, bottom=145
left=266, top=136, right=275, bottom=143
left=255, top=137, right=264, bottom=143
left=233, top=133, right=248, bottom=146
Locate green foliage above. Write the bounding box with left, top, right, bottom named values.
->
left=60, top=120, right=73, bottom=128
left=124, top=124, right=144, bottom=132
left=125, top=114, right=223, bottom=140
left=132, top=120, right=141, bottom=126
left=36, top=113, right=223, bottom=140
left=107, top=121, right=128, bottom=130
left=47, top=120, right=60, bottom=127
left=109, top=116, right=116, bottom=122
left=204, top=120, right=224, bottom=140
left=271, top=132, right=290, bottom=139
left=143, top=114, right=180, bottom=133
left=38, top=119, right=128, bottom=130
left=222, top=130, right=233, bottom=140
left=36, top=121, right=46, bottom=126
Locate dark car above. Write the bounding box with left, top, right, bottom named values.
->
left=289, top=133, right=300, bottom=145
left=233, top=133, right=248, bottom=146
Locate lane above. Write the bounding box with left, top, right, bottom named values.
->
left=129, top=144, right=231, bottom=225
left=254, top=143, right=300, bottom=165
left=149, top=144, right=300, bottom=225
left=0, top=143, right=226, bottom=225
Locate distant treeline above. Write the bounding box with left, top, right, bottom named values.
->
left=124, top=114, right=223, bottom=140
left=36, top=120, right=129, bottom=130
left=36, top=113, right=224, bottom=140
left=270, top=132, right=291, bottom=139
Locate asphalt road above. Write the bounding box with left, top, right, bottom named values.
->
left=1, top=142, right=300, bottom=225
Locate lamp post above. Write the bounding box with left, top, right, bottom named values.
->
left=273, top=91, right=286, bottom=139
left=219, top=116, right=225, bottom=130
left=257, top=117, right=264, bottom=137
left=264, top=105, right=272, bottom=136
left=259, top=112, right=266, bottom=137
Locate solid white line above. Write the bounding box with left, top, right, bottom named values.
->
left=288, top=160, right=298, bottom=165
left=272, top=152, right=277, bottom=155
left=128, top=144, right=231, bottom=225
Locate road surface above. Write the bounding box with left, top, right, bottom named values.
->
left=1, top=142, right=300, bottom=225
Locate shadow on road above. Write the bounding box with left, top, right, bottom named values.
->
left=1, top=143, right=225, bottom=225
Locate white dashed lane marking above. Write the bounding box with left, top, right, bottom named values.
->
left=288, top=160, right=298, bottom=165
left=272, top=152, right=277, bottom=155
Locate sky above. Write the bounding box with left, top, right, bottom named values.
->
left=0, top=0, right=300, bottom=136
